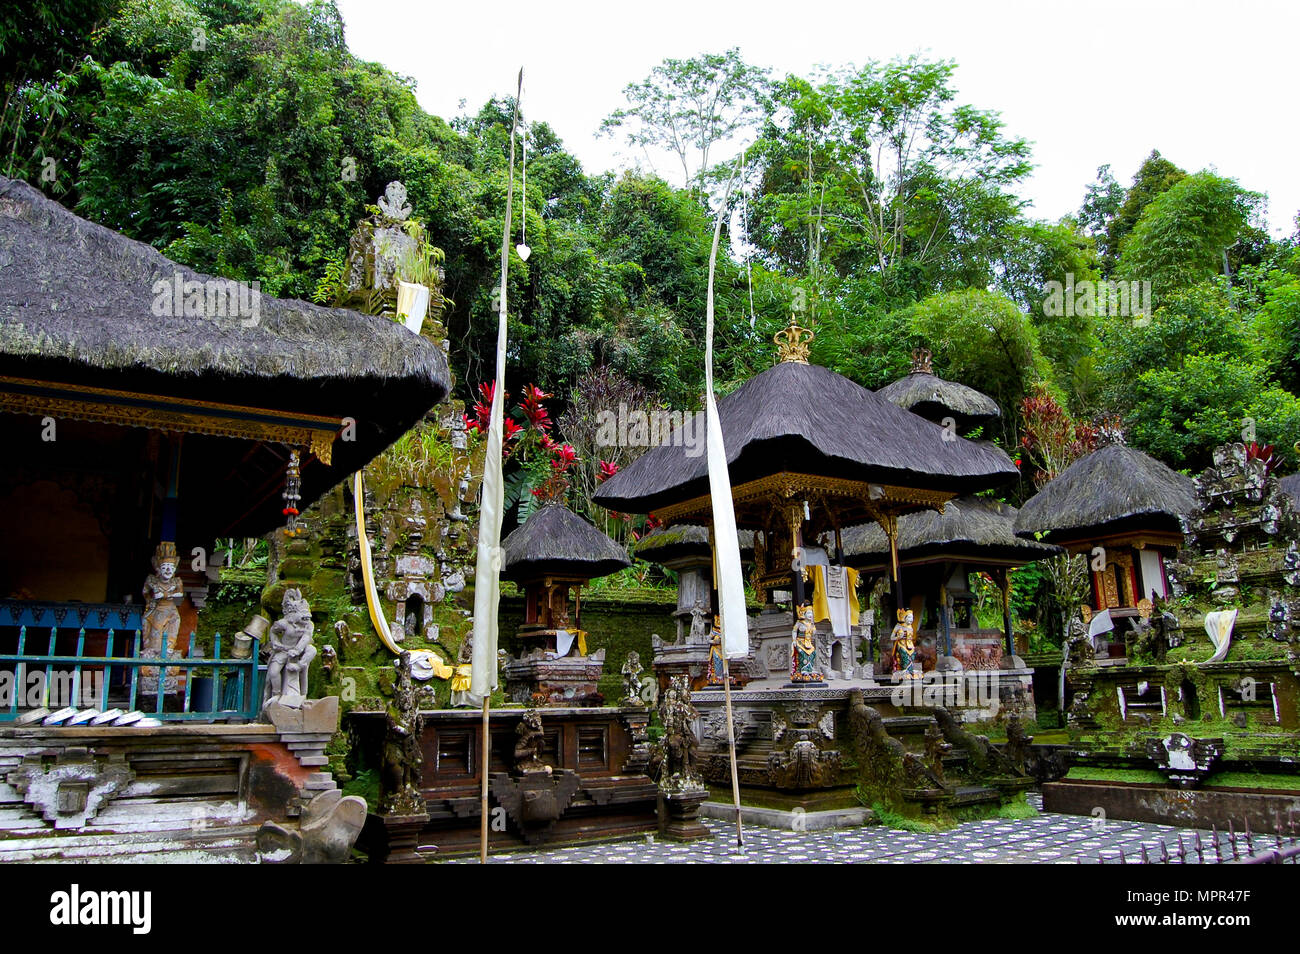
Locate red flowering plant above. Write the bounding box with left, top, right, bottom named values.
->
left=465, top=380, right=575, bottom=519
left=1018, top=386, right=1101, bottom=489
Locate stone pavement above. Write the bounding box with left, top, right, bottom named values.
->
left=448, top=795, right=1219, bottom=864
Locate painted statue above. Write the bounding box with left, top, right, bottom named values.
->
left=791, top=600, right=822, bottom=682
left=141, top=541, right=184, bottom=689
left=705, top=615, right=727, bottom=685
left=890, top=609, right=919, bottom=680
left=450, top=638, right=478, bottom=708
left=266, top=588, right=318, bottom=709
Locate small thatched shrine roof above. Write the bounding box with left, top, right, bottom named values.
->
left=0, top=177, right=450, bottom=536
left=593, top=360, right=1018, bottom=520
left=1282, top=473, right=1300, bottom=508
left=502, top=502, right=632, bottom=582
left=838, top=496, right=1061, bottom=569
left=632, top=524, right=755, bottom=565
left=875, top=348, right=1001, bottom=431
left=1014, top=444, right=1195, bottom=543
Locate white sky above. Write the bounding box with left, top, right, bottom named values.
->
left=334, top=0, right=1299, bottom=236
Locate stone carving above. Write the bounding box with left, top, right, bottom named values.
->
left=140, top=541, right=183, bottom=688
left=379, top=652, right=425, bottom=815
left=1063, top=609, right=1095, bottom=668
left=265, top=588, right=317, bottom=710
left=654, top=676, right=703, bottom=793
left=1003, top=712, right=1032, bottom=775
left=767, top=740, right=840, bottom=789
left=256, top=789, right=367, bottom=864
left=1146, top=733, right=1225, bottom=789
left=621, top=651, right=645, bottom=706
left=933, top=706, right=1015, bottom=776
left=6, top=749, right=134, bottom=829
left=377, top=181, right=412, bottom=221
left=924, top=722, right=952, bottom=784
left=514, top=709, right=551, bottom=776
left=450, top=638, right=478, bottom=708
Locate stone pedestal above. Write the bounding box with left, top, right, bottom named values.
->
left=375, top=812, right=430, bottom=863
left=502, top=649, right=606, bottom=705
left=659, top=787, right=709, bottom=841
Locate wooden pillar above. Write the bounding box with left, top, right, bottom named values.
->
left=787, top=503, right=805, bottom=610
left=996, top=568, right=1014, bottom=657
left=880, top=513, right=903, bottom=609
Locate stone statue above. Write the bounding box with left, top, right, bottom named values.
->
left=266, top=588, right=318, bottom=709
left=141, top=541, right=184, bottom=688
left=1063, top=607, right=1095, bottom=668
left=1004, top=712, right=1033, bottom=776
left=621, top=651, right=644, bottom=706
left=924, top=721, right=952, bottom=784
left=790, top=600, right=822, bottom=682
left=656, top=676, right=702, bottom=791
left=514, top=709, right=550, bottom=775
left=890, top=609, right=918, bottom=680
left=380, top=652, right=425, bottom=815
left=688, top=599, right=709, bottom=643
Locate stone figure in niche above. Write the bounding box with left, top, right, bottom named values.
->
left=688, top=599, right=709, bottom=643
left=380, top=652, right=425, bottom=815
left=791, top=600, right=822, bottom=682
left=141, top=541, right=184, bottom=688
left=266, top=588, right=318, bottom=709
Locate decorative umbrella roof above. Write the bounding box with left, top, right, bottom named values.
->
left=875, top=348, right=1002, bottom=431
left=502, top=501, right=632, bottom=582
left=632, top=523, right=755, bottom=564
left=838, top=495, right=1061, bottom=569
left=0, top=176, right=450, bottom=536
left=1014, top=444, right=1195, bottom=543
left=593, top=356, right=1018, bottom=525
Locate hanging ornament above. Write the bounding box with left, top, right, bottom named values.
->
left=282, top=448, right=302, bottom=536
left=515, top=113, right=531, bottom=262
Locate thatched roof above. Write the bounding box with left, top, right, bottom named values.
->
left=0, top=176, right=450, bottom=535
left=1013, top=444, right=1195, bottom=542
left=838, top=496, right=1061, bottom=569
left=502, top=502, right=632, bottom=582
left=1282, top=474, right=1300, bottom=508
left=875, top=370, right=1001, bottom=431
left=632, top=524, right=754, bottom=564
left=593, top=361, right=1018, bottom=516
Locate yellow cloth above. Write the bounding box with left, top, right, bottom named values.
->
left=450, top=664, right=472, bottom=692
left=804, top=565, right=860, bottom=626
left=575, top=630, right=588, bottom=656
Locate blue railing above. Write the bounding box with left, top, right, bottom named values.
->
left=0, top=600, right=260, bottom=723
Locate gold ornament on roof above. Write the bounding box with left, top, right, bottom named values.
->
left=910, top=347, right=933, bottom=374
left=774, top=314, right=814, bottom=364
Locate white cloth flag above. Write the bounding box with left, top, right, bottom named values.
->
left=704, top=167, right=747, bottom=659
left=470, top=74, right=520, bottom=697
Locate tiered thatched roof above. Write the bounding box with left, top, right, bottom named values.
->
left=875, top=350, right=1001, bottom=431
left=0, top=176, right=450, bottom=535
left=632, top=524, right=754, bottom=564
left=838, top=496, right=1060, bottom=569
left=1014, top=444, right=1195, bottom=542
left=502, top=502, right=631, bottom=582
left=593, top=360, right=1017, bottom=518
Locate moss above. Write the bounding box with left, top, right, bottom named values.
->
left=870, top=801, right=942, bottom=833
left=341, top=768, right=380, bottom=812
left=994, top=797, right=1039, bottom=820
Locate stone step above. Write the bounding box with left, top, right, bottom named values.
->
left=0, top=824, right=263, bottom=863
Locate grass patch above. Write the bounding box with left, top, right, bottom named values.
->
left=1207, top=772, right=1300, bottom=792
left=1065, top=767, right=1166, bottom=785
left=995, top=798, right=1039, bottom=820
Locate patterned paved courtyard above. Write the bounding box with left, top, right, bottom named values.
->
left=453, top=795, right=1222, bottom=864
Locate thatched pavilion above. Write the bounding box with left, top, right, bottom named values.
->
left=839, top=496, right=1059, bottom=671
left=875, top=347, right=1001, bottom=435
left=1014, top=444, right=1195, bottom=653
left=500, top=500, right=631, bottom=704
left=0, top=176, right=448, bottom=711
left=594, top=322, right=1017, bottom=619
